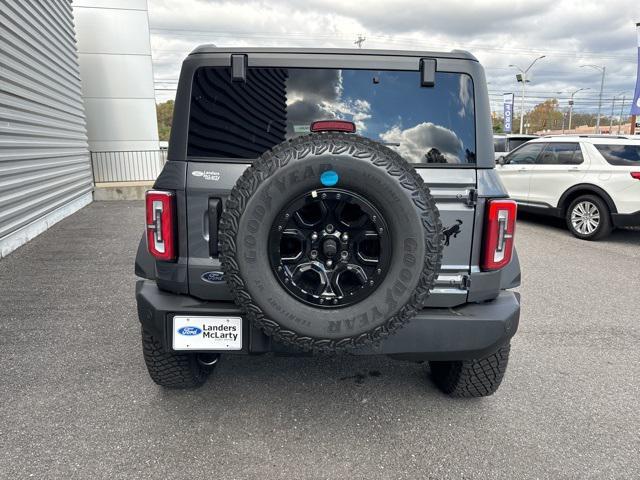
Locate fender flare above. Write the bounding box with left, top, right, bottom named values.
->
left=557, top=184, right=618, bottom=215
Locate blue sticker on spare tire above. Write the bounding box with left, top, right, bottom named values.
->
left=178, top=326, right=202, bottom=336
left=320, top=170, right=339, bottom=186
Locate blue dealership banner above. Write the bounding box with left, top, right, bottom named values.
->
left=503, top=93, right=514, bottom=133
left=632, top=23, right=640, bottom=115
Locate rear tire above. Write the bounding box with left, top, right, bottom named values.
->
left=565, top=195, right=612, bottom=240
left=141, top=327, right=212, bottom=389
left=429, top=344, right=510, bottom=398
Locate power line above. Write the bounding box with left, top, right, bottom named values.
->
left=148, top=27, right=635, bottom=61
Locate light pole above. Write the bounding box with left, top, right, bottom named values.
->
left=581, top=64, right=606, bottom=133
left=510, top=55, right=546, bottom=134
left=568, top=87, right=590, bottom=133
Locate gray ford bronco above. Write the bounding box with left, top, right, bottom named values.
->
left=135, top=47, right=521, bottom=397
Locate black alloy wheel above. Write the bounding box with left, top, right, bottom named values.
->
left=269, top=188, right=391, bottom=308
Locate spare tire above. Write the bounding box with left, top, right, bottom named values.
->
left=220, top=133, right=442, bottom=352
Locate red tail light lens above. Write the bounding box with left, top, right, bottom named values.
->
left=631, top=172, right=640, bottom=180
left=310, top=120, right=356, bottom=133
left=481, top=199, right=517, bottom=271
left=145, top=190, right=176, bottom=261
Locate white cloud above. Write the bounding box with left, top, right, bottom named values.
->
left=148, top=0, right=639, bottom=114
left=379, top=122, right=464, bottom=164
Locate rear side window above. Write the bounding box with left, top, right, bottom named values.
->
left=538, top=143, right=583, bottom=165
left=494, top=137, right=506, bottom=153
left=594, top=144, right=640, bottom=166
left=188, top=67, right=476, bottom=164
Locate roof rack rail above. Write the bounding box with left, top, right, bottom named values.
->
left=576, top=134, right=629, bottom=139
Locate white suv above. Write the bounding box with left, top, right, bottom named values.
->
left=497, top=135, right=640, bottom=240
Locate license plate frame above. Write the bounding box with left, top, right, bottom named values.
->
left=172, top=315, right=243, bottom=351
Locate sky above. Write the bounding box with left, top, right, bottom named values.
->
left=148, top=0, right=640, bottom=119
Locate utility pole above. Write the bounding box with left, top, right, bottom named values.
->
left=610, top=92, right=626, bottom=133
left=568, top=87, right=589, bottom=133
left=354, top=34, right=366, bottom=49
left=618, top=95, right=626, bottom=134
left=581, top=64, right=606, bottom=133
left=510, top=55, right=546, bottom=134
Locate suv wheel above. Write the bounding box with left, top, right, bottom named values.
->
left=566, top=195, right=612, bottom=240
left=429, top=344, right=510, bottom=398
left=141, top=327, right=214, bottom=388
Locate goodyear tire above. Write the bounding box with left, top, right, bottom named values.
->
left=220, top=133, right=443, bottom=352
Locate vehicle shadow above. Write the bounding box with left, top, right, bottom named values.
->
left=517, top=211, right=640, bottom=245
left=149, top=353, right=492, bottom=426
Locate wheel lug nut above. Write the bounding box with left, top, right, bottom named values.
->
left=310, top=250, right=318, bottom=259
left=322, top=193, right=327, bottom=199
left=369, top=280, right=374, bottom=286
left=341, top=233, right=348, bottom=242
left=372, top=215, right=377, bottom=222
left=284, top=213, right=290, bottom=219
left=378, top=227, right=383, bottom=233
left=376, top=268, right=381, bottom=274
left=341, top=251, right=349, bottom=259
left=333, top=298, right=338, bottom=304
left=326, top=224, right=334, bottom=233
left=326, top=259, right=333, bottom=268
left=311, top=232, right=318, bottom=241
left=336, top=193, right=341, bottom=199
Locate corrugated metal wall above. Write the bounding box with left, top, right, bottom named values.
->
left=0, top=0, right=93, bottom=256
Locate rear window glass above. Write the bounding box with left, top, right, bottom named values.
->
left=594, top=144, right=640, bottom=166
left=494, top=137, right=506, bottom=153
left=188, top=67, right=476, bottom=164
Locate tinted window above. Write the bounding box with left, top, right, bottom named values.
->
left=494, top=137, right=506, bottom=153
left=538, top=143, right=583, bottom=165
left=508, top=138, right=535, bottom=150
left=506, top=143, right=544, bottom=165
left=188, top=67, right=476, bottom=164
left=594, top=144, right=640, bottom=166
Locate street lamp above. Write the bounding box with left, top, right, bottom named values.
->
left=567, top=87, right=590, bottom=133
left=510, top=55, right=546, bottom=134
left=580, top=64, right=606, bottom=133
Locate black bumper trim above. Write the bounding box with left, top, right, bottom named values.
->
left=612, top=211, right=640, bottom=228
left=136, top=280, right=520, bottom=361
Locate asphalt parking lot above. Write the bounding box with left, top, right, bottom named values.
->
left=1, top=201, right=639, bottom=479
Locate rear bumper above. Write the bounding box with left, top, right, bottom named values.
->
left=136, top=280, right=520, bottom=361
left=612, top=210, right=640, bottom=228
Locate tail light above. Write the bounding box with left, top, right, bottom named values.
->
left=481, top=199, right=517, bottom=271
left=145, top=190, right=176, bottom=261
left=631, top=172, right=640, bottom=180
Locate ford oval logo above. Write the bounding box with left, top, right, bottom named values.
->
left=202, top=271, right=225, bottom=283
left=178, top=326, right=202, bottom=336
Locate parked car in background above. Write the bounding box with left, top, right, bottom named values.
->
left=493, top=134, right=538, bottom=161
left=497, top=135, right=640, bottom=240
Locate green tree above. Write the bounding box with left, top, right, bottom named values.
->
left=156, top=100, right=174, bottom=141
